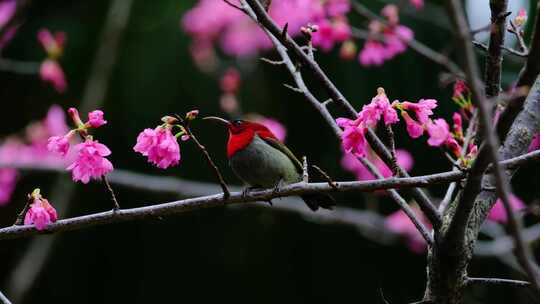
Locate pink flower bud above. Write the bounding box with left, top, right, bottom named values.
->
left=186, top=109, right=199, bottom=121
left=401, top=111, right=424, bottom=138
left=220, top=68, right=241, bottom=93
left=453, top=80, right=469, bottom=99
left=40, top=59, right=67, bottom=93
left=409, top=0, right=424, bottom=10
left=339, top=40, right=357, bottom=61
left=514, top=8, right=527, bottom=27
left=68, top=107, right=83, bottom=127
left=382, top=4, right=399, bottom=25
left=87, top=110, right=107, bottom=128
left=24, top=197, right=58, bottom=231
left=452, top=112, right=463, bottom=138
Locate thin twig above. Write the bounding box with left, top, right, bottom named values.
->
left=102, top=175, right=120, bottom=210
left=0, top=58, right=40, bottom=74
left=358, top=157, right=433, bottom=245
left=384, top=124, right=399, bottom=175
left=465, top=277, right=531, bottom=288
left=260, top=57, right=285, bottom=65
left=0, top=291, right=12, bottom=304
left=185, top=126, right=231, bottom=199
left=222, top=0, right=243, bottom=11
left=311, top=165, right=338, bottom=190
left=473, top=40, right=528, bottom=57
left=508, top=20, right=528, bottom=54
left=13, top=194, right=32, bottom=225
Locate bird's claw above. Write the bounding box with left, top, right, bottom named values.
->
left=241, top=186, right=260, bottom=198
left=272, top=178, right=285, bottom=195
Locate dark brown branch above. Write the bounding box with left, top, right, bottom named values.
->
left=484, top=1, right=509, bottom=98
left=473, top=40, right=528, bottom=57
left=185, top=125, right=231, bottom=199
left=496, top=2, right=540, bottom=141
left=0, top=172, right=466, bottom=241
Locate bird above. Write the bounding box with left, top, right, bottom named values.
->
left=204, top=116, right=335, bottom=211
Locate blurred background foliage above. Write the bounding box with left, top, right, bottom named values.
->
left=0, top=0, right=538, bottom=303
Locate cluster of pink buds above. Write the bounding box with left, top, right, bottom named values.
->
left=38, top=29, right=68, bottom=93
left=23, top=189, right=58, bottom=231
left=452, top=80, right=473, bottom=115
left=513, top=8, right=528, bottom=28
left=336, top=88, right=398, bottom=157
left=47, top=108, right=113, bottom=183
left=134, top=111, right=200, bottom=169
left=358, top=5, right=414, bottom=67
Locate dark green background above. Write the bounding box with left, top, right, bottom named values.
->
left=0, top=0, right=538, bottom=303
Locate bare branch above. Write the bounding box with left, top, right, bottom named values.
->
left=465, top=277, right=530, bottom=288
left=0, top=291, right=12, bottom=304
left=484, top=1, right=509, bottom=98
left=0, top=172, right=466, bottom=241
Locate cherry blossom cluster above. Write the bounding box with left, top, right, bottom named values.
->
left=47, top=108, right=113, bottom=183
left=38, top=29, right=68, bottom=93
left=218, top=67, right=287, bottom=141
left=23, top=189, right=58, bottom=231
left=181, top=0, right=351, bottom=61
left=358, top=5, right=413, bottom=67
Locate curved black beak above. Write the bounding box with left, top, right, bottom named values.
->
left=202, top=116, right=231, bottom=127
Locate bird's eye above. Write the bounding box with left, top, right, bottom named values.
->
left=233, top=120, right=243, bottom=126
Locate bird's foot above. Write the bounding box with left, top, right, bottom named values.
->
left=272, top=178, right=286, bottom=195
left=241, top=186, right=262, bottom=198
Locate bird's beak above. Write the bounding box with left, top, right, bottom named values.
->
left=203, top=116, right=231, bottom=127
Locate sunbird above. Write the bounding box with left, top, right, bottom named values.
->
left=205, top=117, right=334, bottom=211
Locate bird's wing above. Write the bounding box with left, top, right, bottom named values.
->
left=261, top=136, right=303, bottom=173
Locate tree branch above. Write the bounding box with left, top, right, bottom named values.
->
left=0, top=291, right=12, bottom=304
left=465, top=277, right=530, bottom=288
left=484, top=1, right=509, bottom=98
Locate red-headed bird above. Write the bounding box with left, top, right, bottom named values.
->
left=205, top=117, right=334, bottom=211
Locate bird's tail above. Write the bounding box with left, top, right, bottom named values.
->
left=300, top=193, right=335, bottom=211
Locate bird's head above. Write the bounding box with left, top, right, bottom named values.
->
left=204, top=116, right=277, bottom=157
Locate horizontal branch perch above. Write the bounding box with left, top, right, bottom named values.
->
left=0, top=171, right=465, bottom=241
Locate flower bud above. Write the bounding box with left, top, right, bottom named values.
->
left=185, top=109, right=199, bottom=121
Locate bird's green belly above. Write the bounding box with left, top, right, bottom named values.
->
left=229, top=136, right=301, bottom=188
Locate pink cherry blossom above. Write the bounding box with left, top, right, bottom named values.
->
left=67, top=139, right=114, bottom=184
left=256, top=117, right=287, bottom=142
left=325, top=0, right=350, bottom=17
left=358, top=88, right=398, bottom=127
left=409, top=0, right=424, bottom=10
left=312, top=19, right=335, bottom=51
left=453, top=80, right=469, bottom=99
left=134, top=127, right=181, bottom=169
left=336, top=118, right=367, bottom=157
left=488, top=194, right=526, bottom=223
left=358, top=40, right=386, bottom=66
left=40, top=59, right=67, bottom=93
left=87, top=110, right=107, bottom=128
left=0, top=0, right=16, bottom=29
left=426, top=119, right=450, bottom=147
left=220, top=68, right=241, bottom=93
left=452, top=113, right=463, bottom=136
left=0, top=169, right=17, bottom=205
left=385, top=206, right=431, bottom=254
left=47, top=135, right=70, bottom=157
left=381, top=5, right=399, bottom=25
left=402, top=111, right=424, bottom=138
left=401, top=99, right=437, bottom=124
left=24, top=198, right=58, bottom=231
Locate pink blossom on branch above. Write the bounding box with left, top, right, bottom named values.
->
left=67, top=139, right=114, bottom=184
left=134, top=127, right=181, bottom=169
left=336, top=118, right=367, bottom=157
left=24, top=197, right=58, bottom=231
left=426, top=119, right=450, bottom=147
left=47, top=134, right=71, bottom=157
left=37, top=28, right=66, bottom=59
left=401, top=111, right=424, bottom=138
